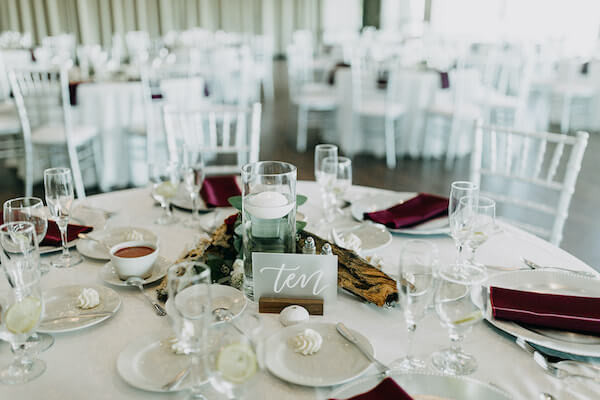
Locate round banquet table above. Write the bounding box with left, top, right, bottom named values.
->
left=1, top=182, right=598, bottom=400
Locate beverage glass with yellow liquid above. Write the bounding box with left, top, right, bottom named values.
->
left=150, top=161, right=181, bottom=225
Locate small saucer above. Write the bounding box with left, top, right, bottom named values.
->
left=99, top=256, right=171, bottom=287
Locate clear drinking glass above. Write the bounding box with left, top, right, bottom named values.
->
left=3, top=197, right=54, bottom=352
left=448, top=181, right=479, bottom=267
left=167, top=261, right=212, bottom=399
left=0, top=222, right=46, bottom=384
left=149, top=161, right=181, bottom=225
left=241, top=161, right=297, bottom=301
left=323, top=156, right=352, bottom=216
left=43, top=167, right=82, bottom=268
left=314, top=144, right=338, bottom=218
left=390, top=240, right=437, bottom=372
left=432, top=264, right=487, bottom=376
left=464, top=196, right=496, bottom=268
left=182, top=151, right=206, bottom=230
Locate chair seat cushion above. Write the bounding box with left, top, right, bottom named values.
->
left=0, top=111, right=20, bottom=134
left=295, top=85, right=337, bottom=110
left=31, top=123, right=98, bottom=146
left=428, top=98, right=481, bottom=119
left=356, top=97, right=404, bottom=118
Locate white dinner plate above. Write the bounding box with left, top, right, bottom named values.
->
left=326, top=371, right=512, bottom=400
left=265, top=322, right=374, bottom=387
left=99, top=256, right=171, bottom=287
left=165, top=284, right=247, bottom=323
left=332, top=222, right=392, bottom=255
left=117, top=331, right=191, bottom=392
left=170, top=185, right=214, bottom=213
left=351, top=193, right=450, bottom=235
left=486, top=270, right=600, bottom=357
left=76, top=227, right=158, bottom=260
left=39, top=284, right=121, bottom=333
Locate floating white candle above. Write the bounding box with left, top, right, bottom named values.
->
left=245, top=191, right=295, bottom=219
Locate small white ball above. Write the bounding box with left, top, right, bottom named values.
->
left=279, top=305, right=309, bottom=327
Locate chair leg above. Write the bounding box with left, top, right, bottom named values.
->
left=92, top=137, right=103, bottom=191
left=384, top=117, right=396, bottom=169
left=264, top=75, right=275, bottom=102
left=560, top=96, right=571, bottom=134
left=297, top=106, right=308, bottom=152
left=445, top=115, right=461, bottom=169
left=68, top=145, right=86, bottom=199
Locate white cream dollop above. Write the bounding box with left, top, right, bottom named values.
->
left=77, top=288, right=100, bottom=309
left=290, top=328, right=322, bottom=356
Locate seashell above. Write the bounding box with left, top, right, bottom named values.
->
left=279, top=305, right=309, bottom=327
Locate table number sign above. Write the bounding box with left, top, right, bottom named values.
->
left=252, top=252, right=337, bottom=314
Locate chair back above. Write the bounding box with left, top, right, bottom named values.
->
left=0, top=49, right=33, bottom=102
left=163, top=103, right=261, bottom=176
left=210, top=45, right=258, bottom=106
left=470, top=122, right=588, bottom=245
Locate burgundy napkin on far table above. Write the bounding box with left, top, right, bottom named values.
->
left=490, top=286, right=600, bottom=335
left=200, top=176, right=241, bottom=207
left=329, top=377, right=413, bottom=400
left=0, top=215, right=92, bottom=247
left=364, top=193, right=449, bottom=229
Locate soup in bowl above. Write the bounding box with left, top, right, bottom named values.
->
left=110, top=240, right=159, bottom=279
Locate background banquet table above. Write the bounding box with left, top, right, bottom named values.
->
left=1, top=181, right=598, bottom=399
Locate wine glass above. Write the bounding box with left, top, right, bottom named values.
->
left=149, top=161, right=181, bottom=225
left=448, top=181, right=478, bottom=267
left=390, top=240, right=437, bottom=372
left=43, top=167, right=82, bottom=268
left=3, top=197, right=54, bottom=352
left=314, top=144, right=338, bottom=218
left=182, top=151, right=206, bottom=230
left=464, top=196, right=496, bottom=268
left=323, top=156, right=352, bottom=216
left=167, top=261, right=212, bottom=399
left=432, top=264, right=487, bottom=376
left=0, top=221, right=46, bottom=384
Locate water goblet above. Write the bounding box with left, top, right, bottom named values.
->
left=389, top=240, right=437, bottom=372
left=449, top=181, right=478, bottom=268
left=464, top=196, right=496, bottom=268
left=43, top=167, right=82, bottom=268
left=0, top=221, right=46, bottom=384
left=314, top=144, right=338, bottom=218
left=323, top=156, right=352, bottom=217
left=432, top=264, right=487, bottom=376
left=182, top=152, right=206, bottom=230
left=150, top=161, right=181, bottom=225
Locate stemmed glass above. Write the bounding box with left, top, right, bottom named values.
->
left=432, top=264, right=487, bottom=376
left=314, top=144, right=338, bottom=220
left=0, top=222, right=46, bottom=384
left=167, top=261, right=212, bottom=399
left=150, top=161, right=181, bottom=225
left=390, top=240, right=437, bottom=372
left=3, top=197, right=54, bottom=352
left=43, top=167, right=82, bottom=268
left=182, top=151, right=206, bottom=229
left=464, top=196, right=496, bottom=268
left=323, top=156, right=352, bottom=217
left=448, top=181, right=479, bottom=267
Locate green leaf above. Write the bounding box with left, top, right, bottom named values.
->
left=296, top=221, right=307, bottom=232
left=296, top=194, right=308, bottom=206
left=228, top=196, right=242, bottom=210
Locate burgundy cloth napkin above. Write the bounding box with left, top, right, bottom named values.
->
left=364, top=193, right=449, bottom=229
left=439, top=71, right=450, bottom=89
left=329, top=377, right=413, bottom=400
left=490, top=286, right=600, bottom=335
left=0, top=215, right=92, bottom=247
left=327, top=62, right=351, bottom=85
left=200, top=176, right=241, bottom=207
left=69, top=81, right=84, bottom=106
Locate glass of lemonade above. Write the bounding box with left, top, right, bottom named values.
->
left=149, top=161, right=181, bottom=225
left=0, top=221, right=46, bottom=384
left=241, top=161, right=297, bottom=300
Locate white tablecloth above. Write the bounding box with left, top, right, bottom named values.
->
left=1, top=182, right=598, bottom=399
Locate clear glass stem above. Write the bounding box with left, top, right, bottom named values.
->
left=455, top=241, right=464, bottom=266
left=163, top=201, right=172, bottom=219
left=450, top=333, right=464, bottom=355
left=191, top=193, right=201, bottom=221
left=189, top=353, right=206, bottom=397
left=466, top=245, right=477, bottom=264
left=58, top=221, right=69, bottom=257
left=405, top=323, right=416, bottom=359
left=10, top=341, right=33, bottom=372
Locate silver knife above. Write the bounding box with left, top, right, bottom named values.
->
left=516, top=337, right=600, bottom=375
left=42, top=312, right=113, bottom=324
left=336, top=322, right=390, bottom=374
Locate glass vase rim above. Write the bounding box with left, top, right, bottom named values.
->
left=43, top=167, right=71, bottom=176
left=451, top=181, right=478, bottom=190
left=241, top=161, right=297, bottom=178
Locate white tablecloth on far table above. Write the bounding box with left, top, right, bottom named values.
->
left=1, top=182, right=598, bottom=399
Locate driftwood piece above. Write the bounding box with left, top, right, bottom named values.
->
left=297, top=230, right=398, bottom=307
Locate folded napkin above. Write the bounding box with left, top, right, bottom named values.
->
left=200, top=176, right=241, bottom=207
left=364, top=193, right=449, bottom=229
left=327, top=62, right=351, bottom=85
left=329, top=377, right=413, bottom=400
left=439, top=71, right=450, bottom=89
left=0, top=215, right=92, bottom=247
left=490, top=286, right=600, bottom=335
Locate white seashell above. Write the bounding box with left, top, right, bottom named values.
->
left=279, top=305, right=309, bottom=327
left=365, top=254, right=385, bottom=270
left=290, top=328, right=322, bottom=356
left=340, top=232, right=362, bottom=254
left=77, top=288, right=100, bottom=309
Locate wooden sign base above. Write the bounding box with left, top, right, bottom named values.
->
left=258, top=297, right=324, bottom=315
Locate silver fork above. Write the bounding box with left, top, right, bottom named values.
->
left=516, top=338, right=600, bottom=374
left=521, top=258, right=597, bottom=278
left=533, top=352, right=600, bottom=382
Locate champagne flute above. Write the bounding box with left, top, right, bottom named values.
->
left=432, top=264, right=487, bottom=376
left=182, top=151, right=206, bottom=230
left=464, top=196, right=496, bottom=268
left=150, top=161, right=181, bottom=225
left=314, top=144, right=338, bottom=219
left=390, top=240, right=437, bottom=372
left=3, top=197, right=54, bottom=352
left=43, top=168, right=82, bottom=268
left=448, top=181, right=478, bottom=268
left=0, top=221, right=46, bottom=384
left=323, top=156, right=352, bottom=216
left=167, top=261, right=212, bottom=399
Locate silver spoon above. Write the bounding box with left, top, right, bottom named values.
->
left=521, top=258, right=596, bottom=278
left=125, top=277, right=167, bottom=316
left=77, top=233, right=110, bottom=250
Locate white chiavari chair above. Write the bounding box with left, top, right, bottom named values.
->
left=251, top=35, right=275, bottom=101
left=163, top=103, right=261, bottom=176
left=40, top=34, right=76, bottom=66
left=9, top=65, right=101, bottom=198
left=210, top=45, right=259, bottom=106
left=470, top=122, right=588, bottom=246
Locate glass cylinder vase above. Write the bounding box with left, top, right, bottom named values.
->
left=241, top=161, right=297, bottom=300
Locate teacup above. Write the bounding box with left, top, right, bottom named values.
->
left=109, top=240, right=159, bottom=279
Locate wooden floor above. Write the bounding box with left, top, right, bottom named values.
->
left=0, top=60, right=598, bottom=270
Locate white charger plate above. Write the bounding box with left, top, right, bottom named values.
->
left=326, top=371, right=512, bottom=399
left=165, top=284, right=247, bottom=323
left=486, top=270, right=600, bottom=357
left=351, top=193, right=450, bottom=235
left=265, top=322, right=374, bottom=387
left=39, top=284, right=120, bottom=333
left=77, top=227, right=158, bottom=260
left=99, top=256, right=171, bottom=287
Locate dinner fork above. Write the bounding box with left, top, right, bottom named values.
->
left=516, top=338, right=600, bottom=374
left=533, top=352, right=600, bottom=382
left=521, top=258, right=597, bottom=278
